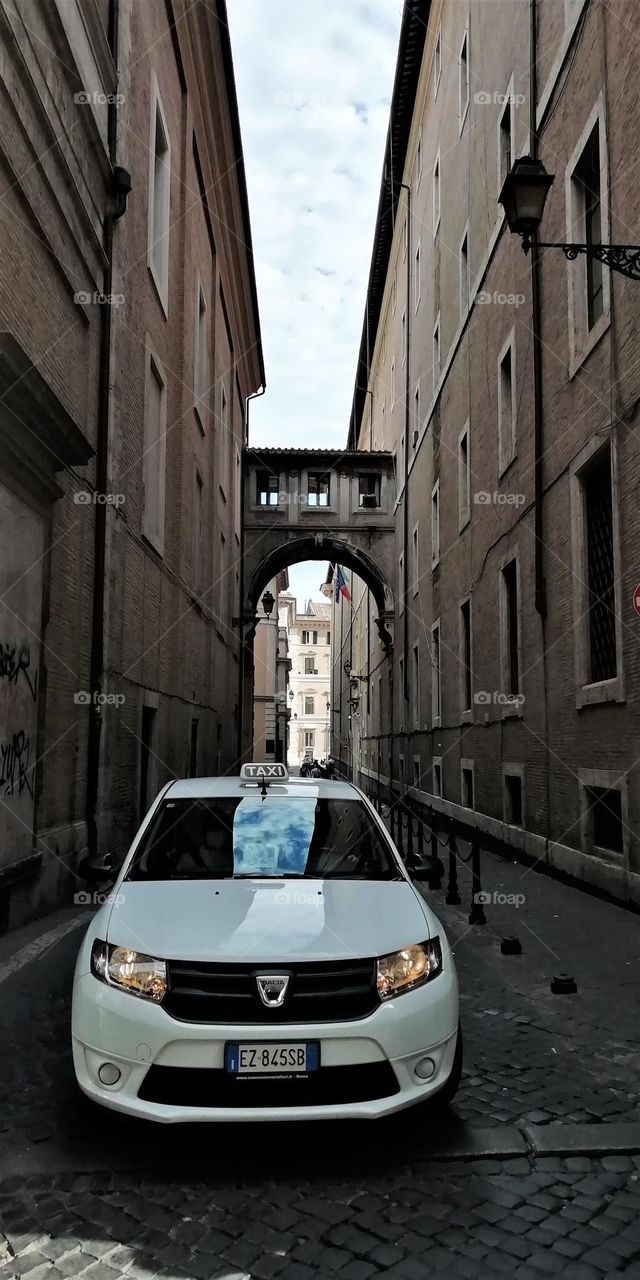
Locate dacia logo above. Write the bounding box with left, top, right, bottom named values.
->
left=256, top=974, right=290, bottom=1007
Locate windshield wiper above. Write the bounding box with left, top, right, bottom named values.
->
left=232, top=872, right=309, bottom=879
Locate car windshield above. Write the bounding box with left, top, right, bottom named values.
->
left=126, top=796, right=401, bottom=882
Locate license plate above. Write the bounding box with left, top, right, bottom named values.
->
left=225, top=1042, right=320, bottom=1075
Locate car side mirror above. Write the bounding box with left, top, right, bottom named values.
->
left=410, top=863, right=432, bottom=882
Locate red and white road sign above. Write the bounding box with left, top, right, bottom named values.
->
left=634, top=585, right=640, bottom=616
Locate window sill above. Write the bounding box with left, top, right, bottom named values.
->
left=194, top=403, right=206, bottom=436
left=569, top=310, right=610, bottom=380
left=587, top=842, right=626, bottom=867
left=147, top=261, right=169, bottom=319
left=498, top=449, right=517, bottom=482
left=576, top=675, right=624, bottom=708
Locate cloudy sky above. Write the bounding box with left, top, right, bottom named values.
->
left=228, top=1, right=402, bottom=605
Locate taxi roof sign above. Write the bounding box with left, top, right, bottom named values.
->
left=240, top=762, right=289, bottom=784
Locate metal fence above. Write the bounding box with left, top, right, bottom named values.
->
left=336, top=760, right=488, bottom=927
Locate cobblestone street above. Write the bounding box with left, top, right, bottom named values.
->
left=1, top=850, right=639, bottom=1279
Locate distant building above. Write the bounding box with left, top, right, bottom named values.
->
left=282, top=598, right=332, bottom=766
left=253, top=572, right=290, bottom=763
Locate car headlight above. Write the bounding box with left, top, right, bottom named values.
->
left=91, top=939, right=167, bottom=1003
left=376, top=938, right=442, bottom=1000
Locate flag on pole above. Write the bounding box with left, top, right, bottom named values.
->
left=335, top=566, right=351, bottom=602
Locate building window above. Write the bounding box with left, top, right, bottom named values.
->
left=304, top=695, right=315, bottom=715
left=304, top=656, right=317, bottom=675
left=401, top=308, right=407, bottom=366
left=308, top=473, right=330, bottom=507
left=434, top=23, right=442, bottom=96
left=413, top=642, right=420, bottom=727
left=414, top=241, right=421, bottom=311
left=571, top=119, right=605, bottom=333
left=504, top=770, right=523, bottom=826
left=461, top=762, right=474, bottom=808
left=413, top=381, right=420, bottom=446
left=304, top=730, right=315, bottom=750
left=584, top=446, right=616, bottom=683
left=412, top=524, right=419, bottom=596
left=584, top=784, right=623, bottom=854
left=194, top=279, right=208, bottom=425
left=431, top=621, right=441, bottom=724
left=433, top=153, right=441, bottom=234
left=431, top=480, right=440, bottom=567
left=498, top=333, right=516, bottom=473
left=413, top=756, right=421, bottom=787
left=459, top=227, right=469, bottom=316
left=459, top=424, right=470, bottom=528
left=416, top=136, right=422, bottom=189
left=220, top=380, right=229, bottom=444
left=142, top=349, right=167, bottom=554
left=392, top=273, right=397, bottom=314
left=193, top=469, right=203, bottom=593
left=398, top=552, right=404, bottom=616
left=498, top=90, right=513, bottom=193
left=579, top=769, right=627, bottom=859
left=433, top=758, right=442, bottom=798
left=148, top=78, right=171, bottom=310
left=326, top=631, right=331, bottom=645
left=460, top=597, right=472, bottom=712
left=432, top=315, right=440, bottom=394
left=189, top=718, right=199, bottom=778
left=501, top=558, right=520, bottom=696
left=257, top=471, right=278, bottom=506
left=358, top=473, right=380, bottom=508
left=459, top=30, right=469, bottom=128
left=390, top=359, right=395, bottom=408
left=301, top=630, right=318, bottom=645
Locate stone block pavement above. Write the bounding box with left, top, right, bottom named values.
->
left=0, top=842, right=638, bottom=1278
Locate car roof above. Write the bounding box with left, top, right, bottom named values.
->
left=163, top=777, right=363, bottom=801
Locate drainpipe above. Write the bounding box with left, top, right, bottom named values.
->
left=86, top=0, right=130, bottom=865
left=400, top=183, right=411, bottom=700
left=529, top=0, right=552, bottom=857
left=529, top=0, right=546, bottom=619
left=238, top=384, right=266, bottom=767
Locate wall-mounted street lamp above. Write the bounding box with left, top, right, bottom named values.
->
left=499, top=156, right=640, bottom=279
left=288, top=688, right=294, bottom=702
left=261, top=589, right=276, bottom=617
left=343, top=658, right=369, bottom=683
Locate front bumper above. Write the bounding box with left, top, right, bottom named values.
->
left=72, top=969, right=458, bottom=1122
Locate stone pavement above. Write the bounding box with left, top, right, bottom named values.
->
left=0, top=846, right=639, bottom=1279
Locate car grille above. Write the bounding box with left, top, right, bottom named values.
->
left=138, top=1062, right=399, bottom=1107
left=163, top=957, right=379, bottom=1023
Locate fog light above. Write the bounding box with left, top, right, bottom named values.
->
left=98, top=1062, right=121, bottom=1086
left=414, top=1056, right=436, bottom=1080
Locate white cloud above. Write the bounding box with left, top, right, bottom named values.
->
left=227, top=0, right=402, bottom=449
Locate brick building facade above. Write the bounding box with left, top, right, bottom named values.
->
left=0, top=0, right=263, bottom=927
left=337, top=0, right=640, bottom=905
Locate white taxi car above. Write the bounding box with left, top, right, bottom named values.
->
left=72, top=765, right=461, bottom=1122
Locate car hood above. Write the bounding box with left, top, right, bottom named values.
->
left=106, top=878, right=434, bottom=962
